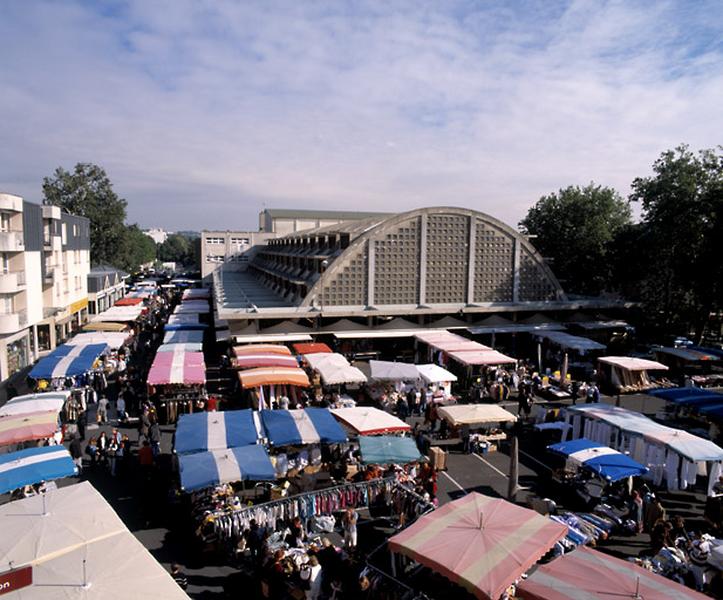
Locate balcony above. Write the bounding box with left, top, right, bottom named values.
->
left=0, top=309, right=27, bottom=334
left=0, top=230, right=24, bottom=252
left=0, top=271, right=27, bottom=293
left=0, top=194, right=23, bottom=212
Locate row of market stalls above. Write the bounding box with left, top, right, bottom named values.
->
left=0, top=481, right=189, bottom=597
left=148, top=287, right=211, bottom=423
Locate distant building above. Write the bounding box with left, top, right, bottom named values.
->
left=0, top=194, right=90, bottom=384
left=144, top=228, right=170, bottom=244
left=87, top=266, right=128, bottom=315
left=259, top=208, right=388, bottom=235
left=201, top=209, right=389, bottom=283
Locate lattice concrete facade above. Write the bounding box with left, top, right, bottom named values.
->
left=248, top=207, right=565, bottom=309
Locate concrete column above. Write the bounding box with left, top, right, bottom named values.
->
left=366, top=240, right=375, bottom=307
left=512, top=238, right=521, bottom=303
left=467, top=215, right=476, bottom=304
left=418, top=214, right=427, bottom=305
left=32, top=325, right=39, bottom=361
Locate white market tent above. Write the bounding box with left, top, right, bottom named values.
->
left=565, top=403, right=723, bottom=492
left=447, top=349, right=516, bottom=366
left=303, top=353, right=367, bottom=385
left=438, top=404, right=517, bottom=426
left=90, top=305, right=145, bottom=323
left=65, top=331, right=130, bottom=350
left=0, top=392, right=70, bottom=417
left=598, top=356, right=669, bottom=371
left=0, top=481, right=188, bottom=598
left=368, top=360, right=420, bottom=382
left=416, top=363, right=457, bottom=384
left=331, top=407, right=411, bottom=435
left=168, top=313, right=200, bottom=325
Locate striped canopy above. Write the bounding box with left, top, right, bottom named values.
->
left=147, top=351, right=206, bottom=385
left=233, top=344, right=292, bottom=356
left=0, top=411, right=59, bottom=446
left=517, top=546, right=708, bottom=600
left=233, top=353, right=299, bottom=369
left=179, top=445, right=276, bottom=491
left=30, top=344, right=108, bottom=379
left=0, top=446, right=77, bottom=494
left=175, top=410, right=262, bottom=454
left=388, top=492, right=567, bottom=600
left=548, top=438, right=648, bottom=482
left=261, top=408, right=348, bottom=446
left=238, top=367, right=310, bottom=389
left=0, top=393, right=70, bottom=418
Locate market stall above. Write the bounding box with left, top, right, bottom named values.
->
left=174, top=409, right=263, bottom=454
left=331, top=406, right=411, bottom=435
left=597, top=356, right=670, bottom=393
left=303, top=352, right=367, bottom=386
left=29, top=342, right=108, bottom=381
left=82, top=321, right=129, bottom=332
left=179, top=445, right=276, bottom=491
left=293, top=342, right=333, bottom=354
left=147, top=350, right=206, bottom=386
left=0, top=411, right=59, bottom=447
left=233, top=352, right=299, bottom=369
left=64, top=331, right=130, bottom=350
left=261, top=408, right=348, bottom=446
left=164, top=322, right=209, bottom=331
left=173, top=301, right=210, bottom=314
left=233, top=344, right=292, bottom=356
left=648, top=386, right=723, bottom=407
left=0, top=392, right=70, bottom=418
left=168, top=313, right=200, bottom=325
left=565, top=403, right=723, bottom=492
left=368, top=359, right=421, bottom=382
left=237, top=367, right=311, bottom=411
left=156, top=342, right=203, bottom=353
left=114, top=296, right=144, bottom=306
left=164, top=330, right=205, bottom=345
left=359, top=435, right=423, bottom=465
left=517, top=545, right=708, bottom=600
left=182, top=288, right=211, bottom=301
left=388, top=492, right=568, bottom=600
left=437, top=404, right=517, bottom=426
left=548, top=438, right=648, bottom=480
left=91, top=304, right=146, bottom=322
left=0, top=482, right=189, bottom=598
left=0, top=446, right=77, bottom=494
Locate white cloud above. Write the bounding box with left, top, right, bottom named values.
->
left=0, top=0, right=721, bottom=230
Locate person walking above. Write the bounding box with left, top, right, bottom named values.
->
left=77, top=410, right=87, bottom=441
left=69, top=434, right=83, bottom=473
left=341, top=507, right=358, bottom=551
left=149, top=419, right=161, bottom=458
left=97, top=395, right=109, bottom=424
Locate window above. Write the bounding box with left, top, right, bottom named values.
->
left=230, top=237, right=249, bottom=245
left=206, top=237, right=225, bottom=244
left=73, top=224, right=79, bottom=236
left=0, top=212, right=10, bottom=232
left=1, top=253, right=8, bottom=274
left=61, top=223, right=67, bottom=244
left=205, top=255, right=225, bottom=263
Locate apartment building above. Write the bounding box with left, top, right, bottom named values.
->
left=0, top=194, right=90, bottom=383
left=87, top=266, right=128, bottom=314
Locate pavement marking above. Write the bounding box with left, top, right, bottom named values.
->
left=472, top=453, right=508, bottom=478
left=519, top=449, right=552, bottom=472
left=440, top=470, right=467, bottom=494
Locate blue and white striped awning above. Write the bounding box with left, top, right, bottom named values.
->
left=0, top=446, right=77, bottom=494
left=548, top=438, right=648, bottom=482
left=261, top=408, right=348, bottom=446
left=174, top=410, right=263, bottom=455
left=29, top=343, right=108, bottom=379
left=179, top=445, right=275, bottom=491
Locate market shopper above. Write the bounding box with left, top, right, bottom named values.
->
left=300, top=555, right=322, bottom=600
left=342, top=507, right=358, bottom=551
left=149, top=419, right=161, bottom=457
left=97, top=395, right=109, bottom=423
left=69, top=434, right=83, bottom=473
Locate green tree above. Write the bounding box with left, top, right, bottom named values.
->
left=120, top=225, right=158, bottom=273
left=630, top=145, right=723, bottom=340
left=519, top=183, right=632, bottom=295
left=158, top=233, right=192, bottom=266
left=42, top=163, right=129, bottom=267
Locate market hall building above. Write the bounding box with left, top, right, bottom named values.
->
left=212, top=207, right=625, bottom=345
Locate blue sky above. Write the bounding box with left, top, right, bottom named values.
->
left=0, top=1, right=721, bottom=230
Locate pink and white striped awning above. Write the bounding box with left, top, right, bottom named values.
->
left=147, top=351, right=206, bottom=385
left=232, top=354, right=299, bottom=369
left=0, top=411, right=59, bottom=446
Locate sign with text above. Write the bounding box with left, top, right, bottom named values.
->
left=0, top=566, right=32, bottom=596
